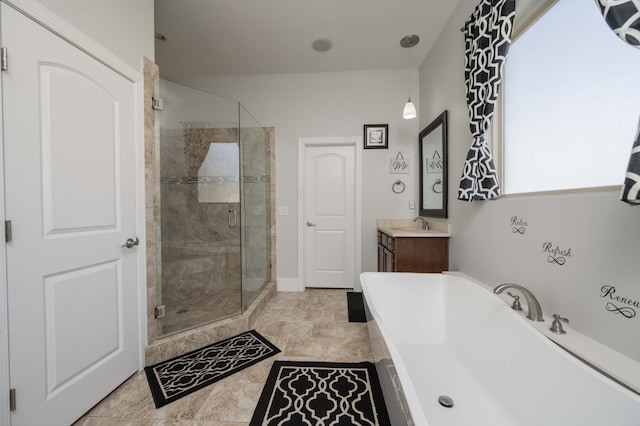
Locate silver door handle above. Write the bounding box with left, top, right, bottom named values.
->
left=306, top=221, right=316, bottom=227
left=122, top=237, right=139, bottom=248
left=228, top=209, right=237, bottom=228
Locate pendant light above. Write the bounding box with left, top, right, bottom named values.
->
left=400, top=35, right=419, bottom=120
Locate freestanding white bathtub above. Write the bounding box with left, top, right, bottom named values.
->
left=360, top=272, right=640, bottom=426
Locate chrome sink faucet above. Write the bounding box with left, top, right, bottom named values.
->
left=493, top=283, right=544, bottom=322
left=413, top=217, right=429, bottom=230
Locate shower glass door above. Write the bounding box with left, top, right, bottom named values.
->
left=156, top=80, right=242, bottom=337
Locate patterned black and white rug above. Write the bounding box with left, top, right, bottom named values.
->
left=250, top=361, right=391, bottom=426
left=145, top=330, right=280, bottom=408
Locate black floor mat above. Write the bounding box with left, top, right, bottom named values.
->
left=144, top=330, right=280, bottom=408
left=250, top=361, right=390, bottom=425
left=347, top=291, right=366, bottom=322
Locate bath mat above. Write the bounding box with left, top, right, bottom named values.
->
left=144, top=330, right=280, bottom=408
left=250, top=361, right=391, bottom=426
left=347, top=291, right=367, bottom=322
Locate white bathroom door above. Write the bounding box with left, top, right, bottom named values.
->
left=2, top=5, right=140, bottom=425
left=303, top=145, right=355, bottom=289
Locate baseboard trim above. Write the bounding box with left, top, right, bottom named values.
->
left=277, top=277, right=302, bottom=292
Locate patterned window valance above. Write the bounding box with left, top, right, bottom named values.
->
left=458, top=0, right=516, bottom=201
left=598, top=0, right=640, bottom=46
left=621, top=122, right=640, bottom=204
left=596, top=0, right=640, bottom=205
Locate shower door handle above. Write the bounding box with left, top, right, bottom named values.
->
left=228, top=209, right=237, bottom=228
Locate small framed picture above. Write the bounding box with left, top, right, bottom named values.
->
left=364, top=124, right=388, bottom=149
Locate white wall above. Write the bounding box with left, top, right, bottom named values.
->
left=35, top=0, right=154, bottom=69
left=176, top=70, right=421, bottom=281
left=420, top=0, right=640, bottom=363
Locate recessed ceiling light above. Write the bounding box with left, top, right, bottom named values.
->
left=400, top=34, right=419, bottom=48
left=155, top=32, right=167, bottom=41
left=311, top=38, right=333, bottom=52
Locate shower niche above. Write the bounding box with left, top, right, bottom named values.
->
left=153, top=79, right=272, bottom=337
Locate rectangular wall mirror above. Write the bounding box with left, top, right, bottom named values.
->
left=419, top=110, right=448, bottom=218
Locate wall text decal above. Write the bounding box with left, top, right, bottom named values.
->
left=510, top=216, right=528, bottom=234
left=542, top=242, right=572, bottom=266
left=600, top=285, right=638, bottom=319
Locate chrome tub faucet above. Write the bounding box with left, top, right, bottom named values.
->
left=494, top=283, right=544, bottom=322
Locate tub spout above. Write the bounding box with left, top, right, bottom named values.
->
left=494, top=283, right=544, bottom=322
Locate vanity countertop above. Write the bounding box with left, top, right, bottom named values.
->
left=377, top=219, right=451, bottom=238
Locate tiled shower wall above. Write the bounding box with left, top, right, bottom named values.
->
left=143, top=57, right=161, bottom=346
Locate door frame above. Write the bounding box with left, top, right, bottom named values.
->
left=297, top=136, right=362, bottom=292
left=0, top=1, right=146, bottom=423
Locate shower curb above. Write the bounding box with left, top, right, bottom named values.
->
left=144, top=281, right=277, bottom=366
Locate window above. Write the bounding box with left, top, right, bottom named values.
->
left=502, top=0, right=640, bottom=194
left=198, top=142, right=239, bottom=203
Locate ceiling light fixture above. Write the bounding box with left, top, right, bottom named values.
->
left=400, top=34, right=419, bottom=120
left=312, top=38, right=333, bottom=52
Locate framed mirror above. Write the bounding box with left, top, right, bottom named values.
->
left=419, top=110, right=448, bottom=218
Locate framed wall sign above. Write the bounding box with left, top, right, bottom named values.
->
left=390, top=152, right=410, bottom=174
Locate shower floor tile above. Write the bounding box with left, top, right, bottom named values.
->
left=75, top=288, right=371, bottom=425
left=159, top=289, right=260, bottom=336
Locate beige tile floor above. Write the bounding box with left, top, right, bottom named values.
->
left=75, top=288, right=372, bottom=425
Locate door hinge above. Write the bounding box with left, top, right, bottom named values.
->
left=5, top=220, right=12, bottom=243
left=154, top=305, right=166, bottom=319
left=151, top=97, right=163, bottom=111
left=1, top=47, right=7, bottom=71
left=9, top=388, right=16, bottom=411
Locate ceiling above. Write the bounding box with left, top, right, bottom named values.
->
left=154, top=0, right=464, bottom=78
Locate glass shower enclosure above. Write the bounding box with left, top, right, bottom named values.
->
left=155, top=79, right=271, bottom=337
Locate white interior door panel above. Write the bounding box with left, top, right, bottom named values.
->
left=303, top=145, right=355, bottom=289
left=2, top=4, right=140, bottom=425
